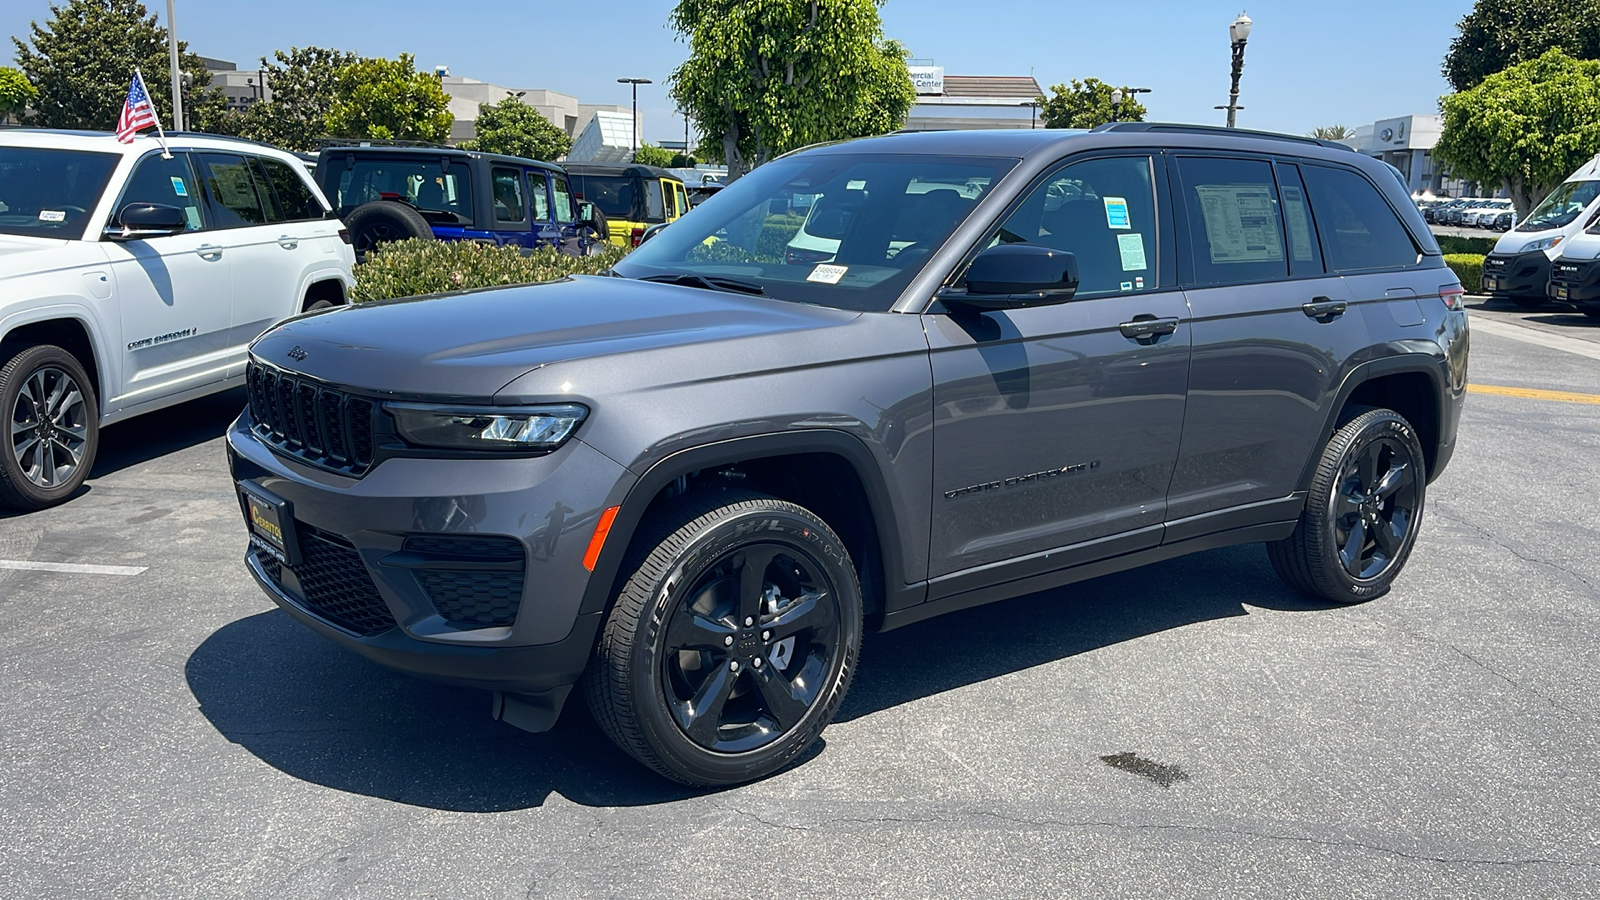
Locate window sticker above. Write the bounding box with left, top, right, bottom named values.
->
left=1120, top=281, right=1134, bottom=291
left=184, top=207, right=202, bottom=230
left=1194, top=183, right=1284, bottom=264
left=1117, top=232, right=1148, bottom=271
left=1135, top=276, right=1145, bottom=289
left=171, top=176, right=189, bottom=197
left=38, top=210, right=66, bottom=222
left=1280, top=185, right=1314, bottom=262
left=1103, top=196, right=1131, bottom=229
left=807, top=263, right=849, bottom=284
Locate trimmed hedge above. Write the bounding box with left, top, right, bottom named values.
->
left=1443, top=253, right=1484, bottom=289
left=351, top=239, right=628, bottom=303
left=1436, top=234, right=1497, bottom=256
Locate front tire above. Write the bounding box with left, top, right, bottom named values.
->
left=0, top=345, right=99, bottom=510
left=1267, top=408, right=1427, bottom=604
left=585, top=491, right=863, bottom=786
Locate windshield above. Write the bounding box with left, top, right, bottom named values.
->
left=331, top=157, right=473, bottom=224
left=1519, top=180, right=1600, bottom=232
left=613, top=153, right=1015, bottom=312
left=0, top=147, right=119, bottom=240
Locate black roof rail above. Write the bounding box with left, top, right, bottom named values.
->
left=1091, top=121, right=1355, bottom=152
left=314, top=137, right=457, bottom=151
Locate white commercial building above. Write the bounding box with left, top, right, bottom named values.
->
left=900, top=63, right=1043, bottom=132
left=438, top=74, right=629, bottom=146
left=1347, top=114, right=1456, bottom=196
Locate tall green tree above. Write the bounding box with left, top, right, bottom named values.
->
left=669, top=0, right=916, bottom=180
left=457, top=97, right=571, bottom=160
left=1443, top=0, right=1600, bottom=92
left=11, top=0, right=226, bottom=131
left=1436, top=50, right=1600, bottom=218
left=1037, top=78, right=1147, bottom=130
left=236, top=46, right=358, bottom=152
left=0, top=67, right=37, bottom=124
left=324, top=54, right=453, bottom=143
left=631, top=143, right=675, bottom=167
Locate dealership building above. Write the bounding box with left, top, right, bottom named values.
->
left=899, top=63, right=1044, bottom=132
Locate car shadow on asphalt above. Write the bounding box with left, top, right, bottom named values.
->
left=185, top=543, right=1336, bottom=812
left=90, top=387, right=248, bottom=478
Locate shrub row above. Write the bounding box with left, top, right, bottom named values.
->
left=351, top=240, right=628, bottom=303
left=1443, top=253, right=1484, bottom=289
left=1436, top=234, right=1497, bottom=256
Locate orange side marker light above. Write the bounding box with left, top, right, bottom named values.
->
left=583, top=506, right=621, bottom=571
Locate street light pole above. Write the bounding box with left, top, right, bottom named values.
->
left=616, top=77, right=652, bottom=153
left=166, top=0, right=183, bottom=131
left=1111, top=88, right=1124, bottom=123
left=1218, top=11, right=1252, bottom=128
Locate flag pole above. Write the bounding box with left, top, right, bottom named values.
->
left=166, top=0, right=183, bottom=132
left=136, top=69, right=173, bottom=159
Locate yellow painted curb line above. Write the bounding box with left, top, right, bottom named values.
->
left=1469, top=384, right=1600, bottom=405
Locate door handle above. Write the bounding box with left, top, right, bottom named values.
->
left=277, top=235, right=299, bottom=249
left=1118, top=315, right=1180, bottom=344
left=196, top=244, right=223, bottom=259
left=1302, top=297, right=1348, bottom=322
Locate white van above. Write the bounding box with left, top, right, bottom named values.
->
left=1481, top=154, right=1600, bottom=306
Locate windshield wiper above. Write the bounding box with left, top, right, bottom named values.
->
left=638, top=273, right=766, bottom=296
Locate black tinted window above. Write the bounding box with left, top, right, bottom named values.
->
left=196, top=153, right=269, bottom=228
left=256, top=157, right=322, bottom=221
left=1176, top=156, right=1286, bottom=286
left=492, top=167, right=526, bottom=223
left=575, top=174, right=635, bottom=219
left=329, top=155, right=473, bottom=225
left=0, top=147, right=117, bottom=240
left=119, top=152, right=205, bottom=232
left=1302, top=165, right=1418, bottom=271
left=1275, top=163, right=1323, bottom=277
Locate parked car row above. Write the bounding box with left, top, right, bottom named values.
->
left=1480, top=154, right=1600, bottom=317
left=1419, top=197, right=1514, bottom=230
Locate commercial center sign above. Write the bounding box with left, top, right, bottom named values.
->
left=909, top=66, right=945, bottom=95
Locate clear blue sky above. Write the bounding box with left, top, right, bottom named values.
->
left=3, top=0, right=1466, bottom=142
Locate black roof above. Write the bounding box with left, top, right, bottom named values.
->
left=314, top=142, right=566, bottom=174
left=811, top=123, right=1361, bottom=164
left=562, top=161, right=681, bottom=180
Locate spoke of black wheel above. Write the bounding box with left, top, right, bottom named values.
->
left=750, top=663, right=810, bottom=731
left=1374, top=461, right=1412, bottom=499
left=1334, top=482, right=1363, bottom=518
left=1357, top=442, right=1380, bottom=492
left=665, top=609, right=735, bottom=651
left=766, top=589, right=828, bottom=642
left=675, top=663, right=737, bottom=746
left=1340, top=515, right=1368, bottom=576
left=1371, top=513, right=1403, bottom=557
left=736, top=545, right=782, bottom=623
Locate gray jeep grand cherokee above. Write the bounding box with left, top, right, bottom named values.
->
left=228, top=124, right=1468, bottom=786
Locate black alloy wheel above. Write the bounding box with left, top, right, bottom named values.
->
left=1267, top=408, right=1427, bottom=604
left=0, top=345, right=100, bottom=510
left=586, top=491, right=862, bottom=786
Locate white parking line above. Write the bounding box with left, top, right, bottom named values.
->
left=0, top=560, right=148, bottom=576
left=1469, top=314, right=1600, bottom=362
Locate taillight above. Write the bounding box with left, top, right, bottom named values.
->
left=785, top=247, right=835, bottom=266
left=337, top=228, right=351, bottom=244
left=1439, top=283, right=1465, bottom=311
left=630, top=227, right=645, bottom=248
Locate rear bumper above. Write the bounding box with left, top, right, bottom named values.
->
left=1481, top=251, right=1549, bottom=297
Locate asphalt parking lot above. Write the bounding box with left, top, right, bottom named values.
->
left=2, top=298, right=1598, bottom=899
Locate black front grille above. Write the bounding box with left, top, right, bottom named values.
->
left=1552, top=262, right=1586, bottom=285
left=257, top=528, right=397, bottom=637
left=247, top=362, right=376, bottom=476
left=1482, top=256, right=1510, bottom=275
left=402, top=534, right=525, bottom=628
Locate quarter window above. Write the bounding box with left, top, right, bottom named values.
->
left=1275, top=162, right=1324, bottom=276
left=645, top=178, right=665, bottom=220
left=119, top=152, right=205, bottom=232
left=492, top=168, right=526, bottom=223
left=990, top=155, right=1159, bottom=298
left=1176, top=156, right=1286, bottom=286
left=1301, top=165, right=1419, bottom=271
left=195, top=153, right=270, bottom=228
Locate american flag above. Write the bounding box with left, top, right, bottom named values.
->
left=115, top=70, right=159, bottom=143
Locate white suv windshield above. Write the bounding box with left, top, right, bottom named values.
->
left=0, top=147, right=120, bottom=240
left=614, top=153, right=1015, bottom=312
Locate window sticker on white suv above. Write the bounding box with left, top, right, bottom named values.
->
left=170, top=177, right=188, bottom=197
left=38, top=210, right=66, bottom=222
left=1194, top=183, right=1284, bottom=264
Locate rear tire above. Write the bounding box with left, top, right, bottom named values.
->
left=344, top=200, right=432, bottom=262
left=0, top=345, right=99, bottom=510
left=1267, top=408, right=1427, bottom=604
left=585, top=490, right=863, bottom=786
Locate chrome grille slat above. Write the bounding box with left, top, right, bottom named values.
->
left=246, top=361, right=375, bottom=476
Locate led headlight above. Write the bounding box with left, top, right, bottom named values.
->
left=1519, top=236, right=1562, bottom=253
left=388, top=403, right=587, bottom=451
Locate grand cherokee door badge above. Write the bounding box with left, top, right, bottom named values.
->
left=944, top=460, right=1101, bottom=500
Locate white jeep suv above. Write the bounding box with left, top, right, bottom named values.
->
left=0, top=130, right=354, bottom=509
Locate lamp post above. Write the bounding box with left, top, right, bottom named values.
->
left=166, top=0, right=182, bottom=130
left=1110, top=88, right=1124, bottom=123
left=1020, top=100, right=1039, bottom=129
left=616, top=77, right=652, bottom=153
left=1216, top=11, right=1252, bottom=128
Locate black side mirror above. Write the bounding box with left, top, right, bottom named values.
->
left=107, top=202, right=188, bottom=241
left=943, top=243, right=1079, bottom=313
left=576, top=200, right=601, bottom=231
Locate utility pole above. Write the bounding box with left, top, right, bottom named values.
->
left=166, top=0, right=183, bottom=131
left=617, top=77, right=652, bottom=153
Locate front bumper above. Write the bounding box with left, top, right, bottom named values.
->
left=227, top=411, right=635, bottom=699
left=1547, top=258, right=1600, bottom=309
left=1481, top=251, right=1550, bottom=297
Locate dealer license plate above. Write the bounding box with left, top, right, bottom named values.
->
left=1484, top=278, right=1499, bottom=292
left=240, top=483, right=296, bottom=565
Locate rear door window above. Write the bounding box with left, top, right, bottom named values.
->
left=1175, top=156, right=1287, bottom=285
left=194, top=152, right=270, bottom=229
left=492, top=167, right=526, bottom=224
left=255, top=156, right=323, bottom=222
left=1301, top=165, right=1419, bottom=271
left=644, top=178, right=665, bottom=220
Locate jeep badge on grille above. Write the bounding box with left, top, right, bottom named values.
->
left=287, top=346, right=308, bottom=361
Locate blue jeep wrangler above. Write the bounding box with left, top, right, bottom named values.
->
left=315, top=143, right=603, bottom=260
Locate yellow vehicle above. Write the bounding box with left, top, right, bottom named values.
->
left=563, top=163, right=689, bottom=248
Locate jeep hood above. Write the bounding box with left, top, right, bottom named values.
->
left=249, top=275, right=863, bottom=401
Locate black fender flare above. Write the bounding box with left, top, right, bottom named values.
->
left=1297, top=351, right=1447, bottom=493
